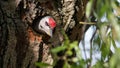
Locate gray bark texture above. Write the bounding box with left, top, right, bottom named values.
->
left=0, top=0, right=88, bottom=68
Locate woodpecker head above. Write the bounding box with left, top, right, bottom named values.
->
left=32, top=16, right=56, bottom=37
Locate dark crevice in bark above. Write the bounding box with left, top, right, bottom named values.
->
left=38, top=42, right=43, bottom=62
left=15, top=31, right=29, bottom=68
left=0, top=23, right=8, bottom=68
left=7, top=58, right=10, bottom=68
left=0, top=3, right=8, bottom=68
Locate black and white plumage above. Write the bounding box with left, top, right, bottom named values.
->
left=32, top=15, right=56, bottom=42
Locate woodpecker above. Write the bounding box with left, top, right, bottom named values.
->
left=32, top=15, right=56, bottom=42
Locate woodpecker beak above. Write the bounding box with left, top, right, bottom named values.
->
left=45, top=28, right=53, bottom=37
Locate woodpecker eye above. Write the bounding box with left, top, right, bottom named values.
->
left=40, top=25, right=43, bottom=28
left=45, top=21, right=49, bottom=26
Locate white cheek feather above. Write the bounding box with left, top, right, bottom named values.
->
left=38, top=17, right=50, bottom=31
left=38, top=20, right=43, bottom=29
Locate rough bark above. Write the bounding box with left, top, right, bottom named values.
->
left=51, top=0, right=88, bottom=67
left=0, top=0, right=53, bottom=68
left=0, top=0, right=88, bottom=68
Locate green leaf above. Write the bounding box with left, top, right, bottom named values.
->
left=101, top=41, right=110, bottom=59
left=35, top=62, right=52, bottom=68
left=66, top=50, right=73, bottom=56
left=110, top=48, right=120, bottom=68
left=51, top=46, right=67, bottom=54
left=86, top=0, right=93, bottom=18
left=92, top=61, right=104, bottom=68
left=97, top=2, right=107, bottom=18
left=69, top=41, right=78, bottom=49
left=63, top=61, right=71, bottom=68
left=72, top=57, right=79, bottom=62
left=111, top=38, right=117, bottom=49
left=93, top=35, right=101, bottom=47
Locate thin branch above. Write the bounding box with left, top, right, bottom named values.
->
left=81, top=25, right=88, bottom=66
left=82, top=36, right=87, bottom=60
left=64, top=15, right=73, bottom=31
left=80, top=22, right=96, bottom=25
left=89, top=27, right=97, bottom=67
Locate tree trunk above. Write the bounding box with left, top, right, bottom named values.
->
left=0, top=0, right=53, bottom=68
left=0, top=0, right=88, bottom=68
